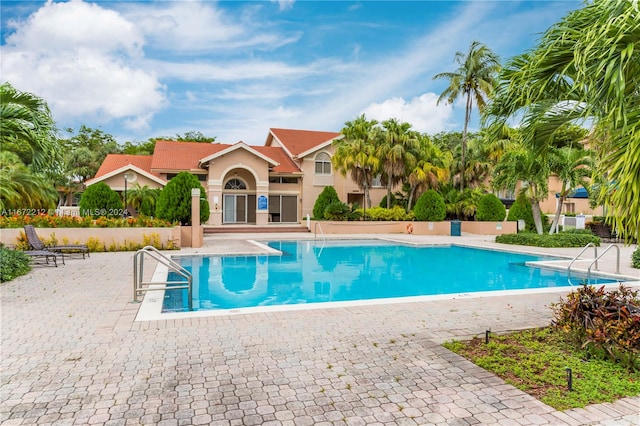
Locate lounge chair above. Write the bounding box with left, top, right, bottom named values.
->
left=23, top=249, right=63, bottom=266
left=23, top=225, right=89, bottom=259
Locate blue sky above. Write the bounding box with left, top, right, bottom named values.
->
left=1, top=0, right=580, bottom=146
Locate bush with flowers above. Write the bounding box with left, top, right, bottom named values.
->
left=0, top=214, right=174, bottom=228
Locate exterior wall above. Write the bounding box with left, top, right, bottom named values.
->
left=0, top=227, right=181, bottom=249
left=299, top=146, right=388, bottom=219
left=101, top=171, right=163, bottom=191
left=206, top=149, right=272, bottom=226
left=309, top=220, right=516, bottom=235
left=539, top=176, right=600, bottom=216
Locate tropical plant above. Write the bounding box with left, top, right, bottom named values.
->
left=324, top=201, right=350, bottom=221
left=0, top=83, right=59, bottom=173
left=0, top=247, right=31, bottom=282
left=476, top=193, right=506, bottom=221
left=633, top=248, right=640, bottom=269
left=377, top=119, right=419, bottom=207
left=333, top=114, right=380, bottom=208
left=413, top=189, right=446, bottom=221
left=126, top=184, right=161, bottom=216
left=434, top=41, right=500, bottom=191
left=548, top=146, right=593, bottom=234
left=492, top=144, right=549, bottom=234
left=79, top=182, right=124, bottom=218
left=156, top=172, right=209, bottom=225
left=484, top=0, right=640, bottom=240
left=0, top=151, right=57, bottom=211
left=313, top=186, right=341, bottom=219
left=439, top=185, right=483, bottom=221
left=406, top=134, right=450, bottom=211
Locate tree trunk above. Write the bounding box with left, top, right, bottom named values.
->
left=549, top=195, right=565, bottom=235
left=531, top=200, right=544, bottom=235
left=461, top=93, right=472, bottom=192
left=386, top=184, right=392, bottom=208
left=407, top=185, right=416, bottom=213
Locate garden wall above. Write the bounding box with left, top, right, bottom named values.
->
left=310, top=221, right=517, bottom=235
left=0, top=227, right=181, bottom=249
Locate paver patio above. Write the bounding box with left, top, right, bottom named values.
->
left=1, top=233, right=638, bottom=425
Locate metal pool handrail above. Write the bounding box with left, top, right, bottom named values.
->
left=133, top=246, right=193, bottom=311
left=314, top=222, right=325, bottom=243
left=567, top=242, right=620, bottom=285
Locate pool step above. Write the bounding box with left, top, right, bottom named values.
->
left=203, top=225, right=310, bottom=234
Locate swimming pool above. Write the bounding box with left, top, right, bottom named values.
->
left=162, top=240, right=618, bottom=313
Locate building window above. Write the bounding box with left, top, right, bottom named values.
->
left=372, top=174, right=383, bottom=188
left=225, top=178, right=246, bottom=190
left=315, top=152, right=332, bottom=175
left=269, top=176, right=299, bottom=184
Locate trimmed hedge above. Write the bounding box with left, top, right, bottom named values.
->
left=633, top=247, right=640, bottom=269
left=156, top=172, right=209, bottom=225
left=0, top=248, right=31, bottom=282
left=79, top=182, right=123, bottom=218
left=414, top=190, right=446, bottom=221
left=495, top=232, right=601, bottom=248
left=355, top=206, right=414, bottom=221
left=507, top=192, right=535, bottom=231
left=476, top=193, right=506, bottom=221
left=0, top=214, right=173, bottom=228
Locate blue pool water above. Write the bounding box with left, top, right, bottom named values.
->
left=162, top=240, right=617, bottom=312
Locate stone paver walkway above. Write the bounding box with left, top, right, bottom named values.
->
left=1, top=234, right=638, bottom=425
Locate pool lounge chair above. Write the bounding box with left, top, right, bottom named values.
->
left=24, top=249, right=63, bottom=266
left=23, top=225, right=89, bottom=259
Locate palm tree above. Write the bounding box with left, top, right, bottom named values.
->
left=0, top=151, right=57, bottom=211
left=126, top=184, right=161, bottom=216
left=434, top=41, right=500, bottom=191
left=484, top=0, right=640, bottom=240
left=333, top=114, right=381, bottom=209
left=492, top=145, right=549, bottom=234
left=0, top=83, right=59, bottom=174
left=547, top=147, right=593, bottom=234
left=377, top=119, right=419, bottom=208
left=406, top=134, right=450, bottom=211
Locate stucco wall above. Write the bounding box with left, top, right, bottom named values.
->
left=309, top=220, right=517, bottom=235
left=0, top=227, right=181, bottom=249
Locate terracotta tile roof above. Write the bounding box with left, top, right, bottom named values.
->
left=253, top=146, right=301, bottom=173
left=269, top=128, right=340, bottom=157
left=93, top=154, right=157, bottom=179
left=151, top=140, right=225, bottom=171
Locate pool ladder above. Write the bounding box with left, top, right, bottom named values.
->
left=567, top=243, right=620, bottom=286
left=133, top=246, right=193, bottom=311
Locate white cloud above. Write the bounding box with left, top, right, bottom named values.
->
left=361, top=93, right=453, bottom=134
left=271, top=0, right=296, bottom=12
left=2, top=0, right=166, bottom=129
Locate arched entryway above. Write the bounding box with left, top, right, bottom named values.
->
left=222, top=169, right=257, bottom=224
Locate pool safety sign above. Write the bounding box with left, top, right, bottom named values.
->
left=258, top=195, right=268, bottom=210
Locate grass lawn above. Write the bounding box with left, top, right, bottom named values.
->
left=443, top=326, right=640, bottom=410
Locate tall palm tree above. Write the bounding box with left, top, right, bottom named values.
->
left=484, top=0, right=640, bottom=240
left=434, top=41, right=500, bottom=191
left=333, top=114, right=381, bottom=208
left=0, top=83, right=59, bottom=174
left=378, top=119, right=419, bottom=208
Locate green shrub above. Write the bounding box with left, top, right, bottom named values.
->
left=356, top=206, right=414, bottom=221
left=79, top=182, right=123, bottom=218
left=476, top=193, right=506, bottom=221
left=313, top=186, right=340, bottom=219
left=379, top=194, right=399, bottom=208
left=156, top=172, right=209, bottom=225
left=413, top=190, right=446, bottom=221
left=324, top=201, right=350, bottom=220
left=633, top=247, right=640, bottom=269
left=0, top=248, right=31, bottom=282
left=495, top=232, right=600, bottom=248
left=552, top=285, right=640, bottom=370
left=507, top=192, right=535, bottom=231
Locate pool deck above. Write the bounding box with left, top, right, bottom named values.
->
left=1, top=233, right=639, bottom=425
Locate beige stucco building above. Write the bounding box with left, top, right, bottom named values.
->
left=87, top=128, right=388, bottom=226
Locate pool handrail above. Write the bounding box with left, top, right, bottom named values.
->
left=567, top=242, right=620, bottom=285
left=133, top=246, right=193, bottom=311
left=314, top=222, right=326, bottom=243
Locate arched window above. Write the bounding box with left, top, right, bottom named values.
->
left=315, top=152, right=331, bottom=175
left=225, top=178, right=246, bottom=190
